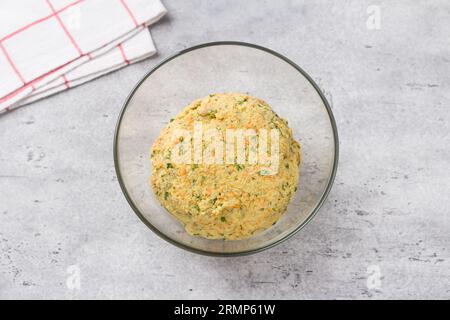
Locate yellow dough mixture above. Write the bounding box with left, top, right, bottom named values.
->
left=150, top=93, right=301, bottom=240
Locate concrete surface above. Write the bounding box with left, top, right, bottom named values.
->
left=0, top=0, right=449, bottom=299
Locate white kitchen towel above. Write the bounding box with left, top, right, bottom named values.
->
left=0, top=0, right=167, bottom=113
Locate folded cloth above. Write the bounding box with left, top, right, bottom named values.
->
left=0, top=0, right=167, bottom=113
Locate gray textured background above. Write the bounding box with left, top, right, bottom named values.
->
left=0, top=0, right=449, bottom=299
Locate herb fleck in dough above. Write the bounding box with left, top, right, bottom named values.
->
left=150, top=93, right=301, bottom=240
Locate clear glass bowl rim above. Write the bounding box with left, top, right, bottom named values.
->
left=113, top=41, right=340, bottom=257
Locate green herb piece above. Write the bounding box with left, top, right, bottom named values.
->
left=238, top=98, right=248, bottom=105
left=166, top=163, right=173, bottom=168
left=220, top=216, right=226, bottom=222
left=234, top=164, right=244, bottom=171
left=191, top=164, right=199, bottom=170
left=164, top=191, right=169, bottom=200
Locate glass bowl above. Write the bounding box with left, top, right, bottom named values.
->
left=114, top=41, right=339, bottom=256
